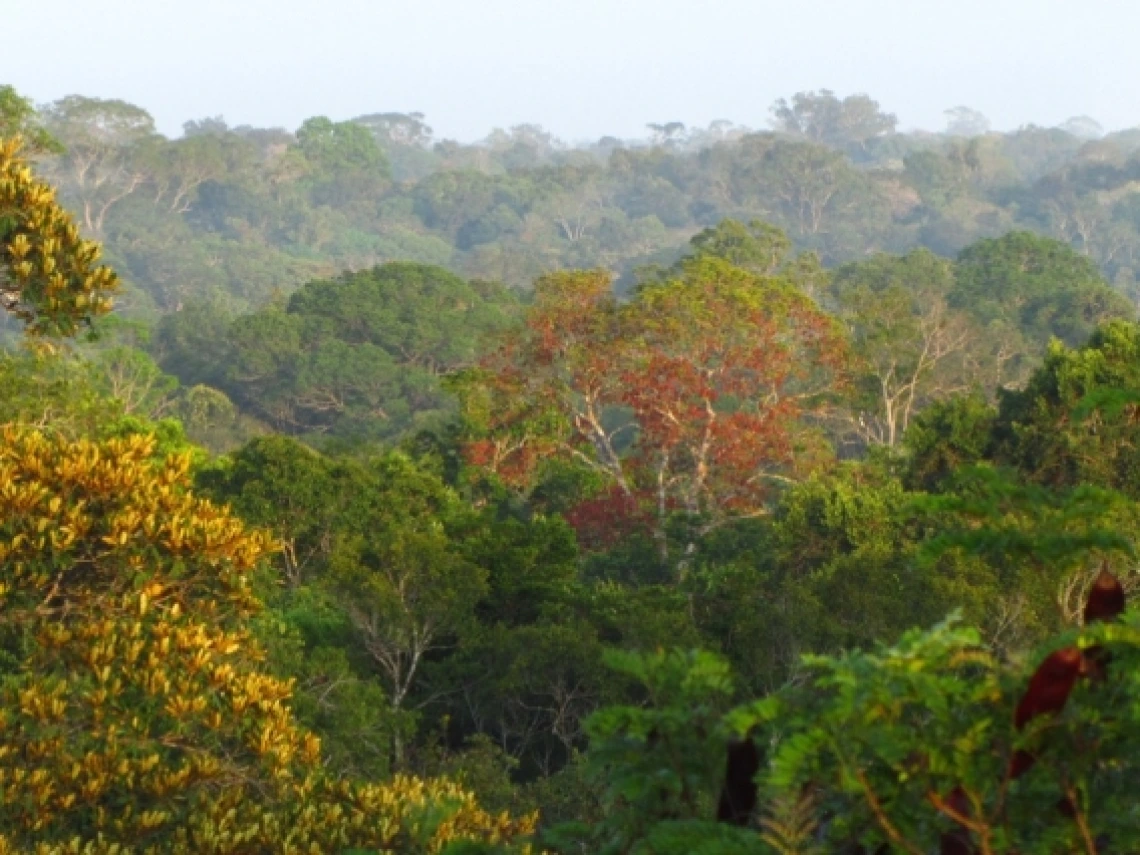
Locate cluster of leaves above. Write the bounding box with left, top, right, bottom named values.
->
left=0, top=135, right=118, bottom=335
left=213, top=262, right=520, bottom=441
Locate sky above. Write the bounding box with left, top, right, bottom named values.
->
left=5, top=0, right=1139, bottom=142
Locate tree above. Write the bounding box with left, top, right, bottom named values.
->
left=1000, top=125, right=1087, bottom=181
left=145, top=132, right=231, bottom=214
left=647, top=121, right=689, bottom=148
left=197, top=435, right=346, bottom=587
left=674, top=218, right=829, bottom=299
left=992, top=320, right=1140, bottom=497
left=223, top=262, right=520, bottom=439
left=76, top=317, right=181, bottom=419
left=352, top=112, right=438, bottom=180
left=327, top=453, right=488, bottom=740
left=40, top=96, right=156, bottom=234
left=176, top=383, right=243, bottom=451
left=296, top=115, right=389, bottom=175
left=484, top=124, right=561, bottom=170
left=1042, top=190, right=1117, bottom=260
left=0, top=426, right=537, bottom=851
left=762, top=141, right=854, bottom=236
left=424, top=509, right=589, bottom=777
left=902, top=392, right=997, bottom=492
left=182, top=115, right=229, bottom=137
left=295, top=115, right=390, bottom=205
left=295, top=261, right=517, bottom=364
left=625, top=258, right=846, bottom=548
left=904, top=149, right=970, bottom=211
left=770, top=89, right=897, bottom=152
left=224, top=307, right=309, bottom=428
left=354, top=111, right=434, bottom=148
left=831, top=250, right=975, bottom=447
left=330, top=456, right=490, bottom=729
left=548, top=648, right=741, bottom=853
left=433, top=620, right=609, bottom=778
left=152, top=298, right=235, bottom=388
left=1060, top=115, right=1104, bottom=140
left=203, top=432, right=589, bottom=779
left=531, top=167, right=610, bottom=245
left=686, top=218, right=792, bottom=275
left=91, top=343, right=179, bottom=417
left=686, top=459, right=956, bottom=696
left=766, top=465, right=950, bottom=654
left=458, top=256, right=847, bottom=572
left=0, top=136, right=118, bottom=335
left=952, top=232, right=1134, bottom=371
left=944, top=106, right=991, bottom=137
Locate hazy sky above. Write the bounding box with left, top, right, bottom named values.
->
left=6, top=0, right=1138, bottom=141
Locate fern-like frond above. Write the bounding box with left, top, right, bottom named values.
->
left=759, top=790, right=822, bottom=855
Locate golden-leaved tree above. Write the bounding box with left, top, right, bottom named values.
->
left=0, top=133, right=118, bottom=336
left=0, top=426, right=536, bottom=853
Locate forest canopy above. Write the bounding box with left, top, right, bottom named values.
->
left=5, top=82, right=1140, bottom=852
left=3, top=86, right=1139, bottom=318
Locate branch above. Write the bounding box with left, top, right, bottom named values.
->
left=853, top=768, right=925, bottom=855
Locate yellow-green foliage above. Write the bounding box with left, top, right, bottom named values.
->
left=0, top=136, right=118, bottom=335
left=0, top=426, right=537, bottom=853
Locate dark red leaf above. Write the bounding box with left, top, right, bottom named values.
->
left=1056, top=795, right=1077, bottom=819
left=940, top=830, right=977, bottom=855
left=1014, top=647, right=1083, bottom=730
left=716, top=736, right=761, bottom=826
left=945, top=786, right=971, bottom=818
left=1007, top=749, right=1037, bottom=779
left=1084, top=568, right=1125, bottom=624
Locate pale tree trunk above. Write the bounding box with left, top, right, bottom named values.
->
left=350, top=606, right=437, bottom=769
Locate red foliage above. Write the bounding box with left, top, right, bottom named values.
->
left=458, top=261, right=849, bottom=549
left=1084, top=568, right=1125, bottom=624
left=614, top=274, right=846, bottom=532
left=935, top=786, right=978, bottom=855
left=1055, top=794, right=1078, bottom=819
left=464, top=439, right=499, bottom=469
left=939, top=829, right=976, bottom=855
left=1007, top=571, right=1128, bottom=787
left=944, top=786, right=971, bottom=818
left=565, top=486, right=648, bottom=551
left=1014, top=647, right=1083, bottom=730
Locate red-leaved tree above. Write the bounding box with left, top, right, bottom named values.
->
left=455, top=257, right=848, bottom=572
